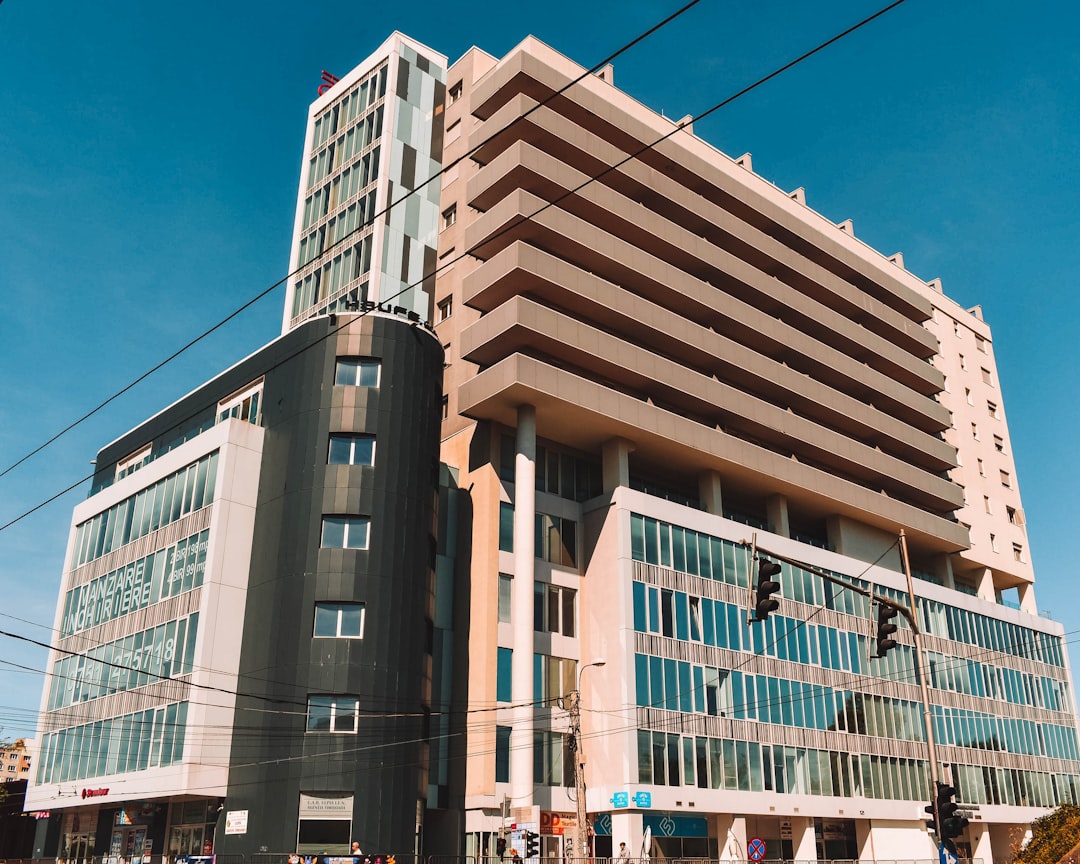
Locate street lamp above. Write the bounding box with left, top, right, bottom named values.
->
left=571, top=659, right=606, bottom=862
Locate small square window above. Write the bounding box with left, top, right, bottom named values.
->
left=437, top=295, right=453, bottom=322
left=328, top=433, right=375, bottom=466
left=314, top=602, right=366, bottom=638
left=307, top=695, right=360, bottom=733
left=335, top=357, right=380, bottom=387
left=322, top=516, right=370, bottom=549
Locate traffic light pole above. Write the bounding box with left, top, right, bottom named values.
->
left=899, top=531, right=944, bottom=840
left=747, top=532, right=947, bottom=851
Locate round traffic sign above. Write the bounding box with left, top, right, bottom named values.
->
left=748, top=838, right=767, bottom=862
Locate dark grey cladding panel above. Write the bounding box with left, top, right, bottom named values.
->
left=217, top=314, right=443, bottom=856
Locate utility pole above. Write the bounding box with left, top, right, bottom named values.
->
left=570, top=660, right=606, bottom=862
left=570, top=688, right=587, bottom=862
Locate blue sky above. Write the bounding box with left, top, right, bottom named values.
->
left=1, top=0, right=1078, bottom=740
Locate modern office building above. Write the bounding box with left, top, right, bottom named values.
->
left=25, top=27, right=1078, bottom=864
left=283, top=32, right=447, bottom=332
left=432, top=35, right=1080, bottom=864
left=25, top=33, right=449, bottom=862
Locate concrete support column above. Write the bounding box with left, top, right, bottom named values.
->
left=791, top=817, right=815, bottom=862
left=698, top=470, right=723, bottom=516
left=971, top=822, right=994, bottom=864
left=608, top=813, right=642, bottom=859
left=766, top=494, right=790, bottom=538
left=602, top=437, right=634, bottom=493
left=511, top=404, right=537, bottom=805
left=942, top=554, right=957, bottom=590
left=716, top=814, right=746, bottom=863
left=976, top=566, right=995, bottom=601
left=1018, top=581, right=1038, bottom=614
left=854, top=820, right=873, bottom=862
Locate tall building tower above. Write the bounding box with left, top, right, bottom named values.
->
left=26, top=34, right=449, bottom=861
left=432, top=36, right=1080, bottom=864
left=283, top=32, right=447, bottom=332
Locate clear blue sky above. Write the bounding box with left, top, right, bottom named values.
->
left=2, top=0, right=1078, bottom=740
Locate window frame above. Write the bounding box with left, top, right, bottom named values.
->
left=334, top=357, right=380, bottom=387
left=328, top=433, right=376, bottom=466
left=321, top=515, right=371, bottom=550
left=313, top=602, right=366, bottom=639
left=306, top=695, right=360, bottom=733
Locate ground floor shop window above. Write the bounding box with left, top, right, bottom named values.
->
left=297, top=793, right=353, bottom=854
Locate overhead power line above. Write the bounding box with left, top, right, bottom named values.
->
left=0, top=0, right=910, bottom=537
left=0, top=0, right=706, bottom=486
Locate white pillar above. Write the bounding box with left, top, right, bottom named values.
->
left=791, top=816, right=815, bottom=862
left=971, top=822, right=994, bottom=864
left=698, top=471, right=723, bottom=516
left=766, top=494, right=790, bottom=538
left=602, top=437, right=634, bottom=493
left=1018, top=582, right=1038, bottom=614
left=511, top=404, right=537, bottom=804
left=717, top=815, right=746, bottom=863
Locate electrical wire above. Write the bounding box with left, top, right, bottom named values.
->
left=0, top=0, right=706, bottom=486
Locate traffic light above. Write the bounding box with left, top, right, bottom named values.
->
left=754, top=558, right=782, bottom=621
left=874, top=604, right=899, bottom=658
left=926, top=782, right=968, bottom=840
left=937, top=782, right=969, bottom=840
left=525, top=831, right=540, bottom=858
left=496, top=838, right=507, bottom=858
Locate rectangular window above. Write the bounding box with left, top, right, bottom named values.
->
left=497, top=647, right=512, bottom=702
left=971, top=422, right=979, bottom=440
left=334, top=357, right=380, bottom=387
left=1000, top=470, right=1011, bottom=488
left=328, top=433, right=375, bottom=466
left=994, top=435, right=1005, bottom=453
left=498, top=574, right=512, bottom=623
left=321, top=516, right=370, bottom=549
left=313, top=602, right=365, bottom=638
left=534, top=513, right=577, bottom=567
left=1012, top=543, right=1024, bottom=563
left=1007, top=506, right=1019, bottom=525
left=495, top=725, right=511, bottom=782
left=442, top=204, right=457, bottom=229
left=533, top=583, right=576, bottom=637
left=306, top=695, right=359, bottom=733
left=976, top=334, right=987, bottom=353
left=533, top=730, right=573, bottom=787
left=499, top=503, right=514, bottom=552
left=988, top=401, right=999, bottom=419
left=981, top=367, right=992, bottom=385
left=437, top=295, right=453, bottom=321
left=448, top=81, right=463, bottom=104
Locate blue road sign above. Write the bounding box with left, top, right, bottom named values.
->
left=748, top=838, right=767, bottom=862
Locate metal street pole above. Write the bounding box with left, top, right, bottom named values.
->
left=899, top=530, right=944, bottom=844
left=571, top=660, right=606, bottom=862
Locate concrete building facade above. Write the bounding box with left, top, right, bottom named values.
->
left=431, top=36, right=1080, bottom=864
left=24, top=28, right=1078, bottom=864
